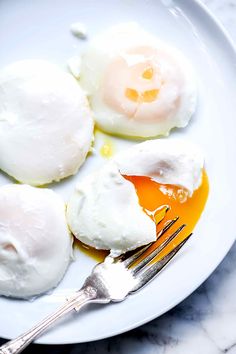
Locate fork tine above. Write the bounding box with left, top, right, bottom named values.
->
left=121, top=243, right=152, bottom=267
left=122, top=217, right=179, bottom=268
left=131, top=233, right=192, bottom=293
left=157, top=216, right=179, bottom=237
left=131, top=224, right=186, bottom=275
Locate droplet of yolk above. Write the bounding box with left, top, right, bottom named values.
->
left=142, top=89, right=159, bottom=102
left=124, top=170, right=209, bottom=261
left=142, top=67, right=154, bottom=80
left=100, top=140, right=114, bottom=159
left=125, top=88, right=139, bottom=102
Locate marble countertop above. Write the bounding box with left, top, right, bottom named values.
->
left=1, top=1, right=236, bottom=353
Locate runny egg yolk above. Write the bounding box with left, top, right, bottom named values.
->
left=124, top=170, right=209, bottom=261
left=75, top=170, right=209, bottom=262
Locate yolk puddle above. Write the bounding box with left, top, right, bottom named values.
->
left=124, top=170, right=209, bottom=262
left=74, top=239, right=109, bottom=263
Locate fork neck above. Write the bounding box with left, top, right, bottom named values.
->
left=0, top=286, right=98, bottom=354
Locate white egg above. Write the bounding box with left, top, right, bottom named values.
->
left=66, top=139, right=204, bottom=255
left=115, top=139, right=204, bottom=196
left=80, top=23, right=197, bottom=138
left=0, top=60, right=94, bottom=186
left=0, top=184, right=72, bottom=298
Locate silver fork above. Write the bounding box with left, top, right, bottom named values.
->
left=0, top=217, right=192, bottom=354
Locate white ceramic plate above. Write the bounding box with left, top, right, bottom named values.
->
left=0, top=0, right=236, bottom=344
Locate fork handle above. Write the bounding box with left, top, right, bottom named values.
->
left=0, top=286, right=97, bottom=354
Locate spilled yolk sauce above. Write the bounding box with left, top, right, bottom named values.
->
left=75, top=170, right=209, bottom=262
left=125, top=170, right=209, bottom=262
left=74, top=239, right=109, bottom=262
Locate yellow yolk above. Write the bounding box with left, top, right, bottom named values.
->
left=74, top=239, right=108, bottom=262
left=124, top=170, right=209, bottom=261
left=100, top=139, right=114, bottom=159
left=125, top=87, right=159, bottom=103
left=125, top=88, right=139, bottom=102
left=125, top=65, right=159, bottom=104
left=142, top=89, right=159, bottom=102
left=142, top=67, right=154, bottom=80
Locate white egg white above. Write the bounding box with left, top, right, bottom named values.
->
left=0, top=60, right=94, bottom=186
left=0, top=184, right=72, bottom=298
left=66, top=139, right=204, bottom=255
left=115, top=139, right=204, bottom=196
left=80, top=23, right=197, bottom=138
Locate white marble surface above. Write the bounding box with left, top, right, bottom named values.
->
left=0, top=1, right=235, bottom=353
left=68, top=1, right=236, bottom=353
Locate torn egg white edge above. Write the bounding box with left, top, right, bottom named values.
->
left=67, top=139, right=204, bottom=254
left=114, top=139, right=205, bottom=196
left=66, top=162, right=157, bottom=256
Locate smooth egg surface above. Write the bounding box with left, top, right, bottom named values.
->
left=0, top=184, right=72, bottom=298
left=0, top=60, right=94, bottom=186
left=80, top=23, right=197, bottom=138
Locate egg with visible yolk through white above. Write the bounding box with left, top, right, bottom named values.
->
left=79, top=23, right=197, bottom=138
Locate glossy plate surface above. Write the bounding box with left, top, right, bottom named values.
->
left=0, top=0, right=235, bottom=344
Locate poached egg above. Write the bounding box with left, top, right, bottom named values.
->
left=0, top=184, right=72, bottom=298
left=0, top=60, right=94, bottom=186
left=80, top=23, right=197, bottom=138
left=67, top=139, right=208, bottom=256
